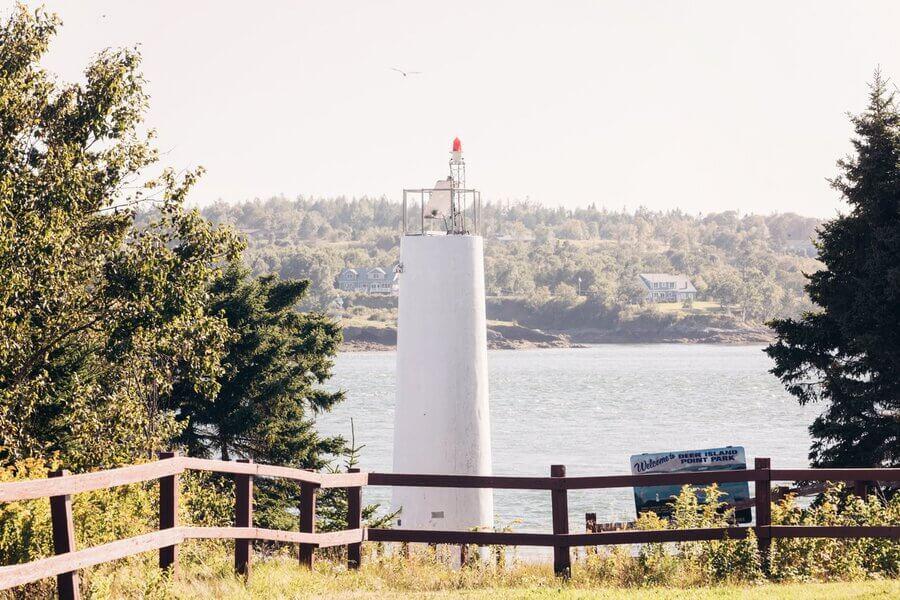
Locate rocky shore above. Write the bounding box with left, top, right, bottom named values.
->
left=340, top=321, right=773, bottom=352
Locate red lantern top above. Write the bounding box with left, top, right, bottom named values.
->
left=452, top=137, right=462, bottom=152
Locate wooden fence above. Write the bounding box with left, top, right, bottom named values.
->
left=0, top=454, right=898, bottom=599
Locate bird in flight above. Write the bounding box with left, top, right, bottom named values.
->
left=391, top=67, right=421, bottom=77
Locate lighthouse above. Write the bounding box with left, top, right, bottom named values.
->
left=392, top=139, right=494, bottom=533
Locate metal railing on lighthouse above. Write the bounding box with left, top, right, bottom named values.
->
left=402, top=186, right=481, bottom=236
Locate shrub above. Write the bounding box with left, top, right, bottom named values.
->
left=0, top=457, right=235, bottom=599
left=0, top=457, right=158, bottom=599
left=770, top=483, right=900, bottom=581
left=618, top=483, right=898, bottom=585
left=618, top=485, right=763, bottom=585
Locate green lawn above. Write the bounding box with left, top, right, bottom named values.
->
left=172, top=573, right=899, bottom=600
left=341, top=316, right=394, bottom=329
left=80, top=552, right=900, bottom=600
left=652, top=301, right=724, bottom=315
left=301, top=583, right=899, bottom=600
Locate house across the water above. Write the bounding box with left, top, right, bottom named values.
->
left=337, top=266, right=399, bottom=295
left=638, top=273, right=697, bottom=303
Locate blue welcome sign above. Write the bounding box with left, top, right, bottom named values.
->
left=630, top=446, right=751, bottom=523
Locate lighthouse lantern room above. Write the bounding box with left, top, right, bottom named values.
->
left=402, top=138, right=481, bottom=236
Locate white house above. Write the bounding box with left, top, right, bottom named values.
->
left=337, top=266, right=399, bottom=295
left=638, top=273, right=697, bottom=303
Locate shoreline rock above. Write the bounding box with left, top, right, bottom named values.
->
left=340, top=323, right=773, bottom=352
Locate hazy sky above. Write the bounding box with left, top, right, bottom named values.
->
left=13, top=1, right=900, bottom=217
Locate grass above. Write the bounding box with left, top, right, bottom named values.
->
left=171, top=565, right=900, bottom=600
left=67, top=544, right=900, bottom=600
left=651, top=301, right=724, bottom=315
left=340, top=316, right=394, bottom=329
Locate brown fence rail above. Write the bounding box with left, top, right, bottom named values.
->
left=0, top=455, right=898, bottom=599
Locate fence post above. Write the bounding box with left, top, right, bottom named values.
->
left=347, top=468, right=362, bottom=569
left=49, top=469, right=80, bottom=600
left=854, top=480, right=868, bottom=498
left=234, top=459, right=254, bottom=578
left=585, top=512, right=597, bottom=556
left=754, top=457, right=771, bottom=571
left=551, top=464, right=571, bottom=578
left=299, top=481, right=317, bottom=568
left=158, top=451, right=179, bottom=576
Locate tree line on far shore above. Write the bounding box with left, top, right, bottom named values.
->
left=198, top=198, right=823, bottom=324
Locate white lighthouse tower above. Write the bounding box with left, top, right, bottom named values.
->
left=392, top=138, right=493, bottom=533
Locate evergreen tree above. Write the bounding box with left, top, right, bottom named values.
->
left=166, top=263, right=345, bottom=528
left=765, top=73, right=900, bottom=468
left=170, top=262, right=344, bottom=465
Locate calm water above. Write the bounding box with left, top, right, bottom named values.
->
left=316, top=345, right=821, bottom=535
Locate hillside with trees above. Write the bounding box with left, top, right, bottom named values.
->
left=197, top=199, right=823, bottom=346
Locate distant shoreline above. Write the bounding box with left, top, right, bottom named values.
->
left=341, top=323, right=774, bottom=352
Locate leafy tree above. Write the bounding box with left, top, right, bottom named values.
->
left=706, top=267, right=743, bottom=309
left=588, top=275, right=617, bottom=304
left=617, top=276, right=647, bottom=305
left=553, top=282, right=579, bottom=300
left=555, top=219, right=589, bottom=240
left=737, top=268, right=767, bottom=322
left=0, top=6, right=241, bottom=470
left=766, top=73, right=900, bottom=468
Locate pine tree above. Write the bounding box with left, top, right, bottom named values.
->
left=765, top=72, right=900, bottom=468
left=169, top=262, right=344, bottom=462
left=166, top=262, right=346, bottom=528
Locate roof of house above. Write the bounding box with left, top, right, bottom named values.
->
left=638, top=273, right=697, bottom=293
left=339, top=266, right=399, bottom=283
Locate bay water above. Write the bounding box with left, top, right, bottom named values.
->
left=317, top=345, right=821, bottom=537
